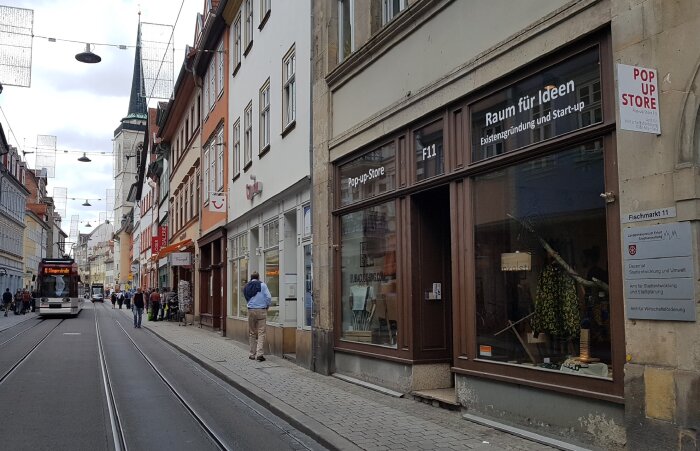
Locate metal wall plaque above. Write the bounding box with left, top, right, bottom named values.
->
left=623, top=222, right=695, bottom=321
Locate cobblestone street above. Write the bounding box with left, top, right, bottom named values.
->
left=129, top=311, right=554, bottom=451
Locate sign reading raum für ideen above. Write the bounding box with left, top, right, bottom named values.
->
left=623, top=222, right=695, bottom=321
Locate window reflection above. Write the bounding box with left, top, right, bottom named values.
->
left=340, top=201, right=398, bottom=347
left=264, top=249, right=280, bottom=322
left=474, top=140, right=611, bottom=379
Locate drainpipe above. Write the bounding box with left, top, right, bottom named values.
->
left=188, top=59, right=202, bottom=325
left=309, top=0, right=318, bottom=374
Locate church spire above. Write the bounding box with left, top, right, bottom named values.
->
left=125, top=20, right=147, bottom=120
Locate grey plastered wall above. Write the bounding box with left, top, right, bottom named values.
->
left=335, top=352, right=413, bottom=393
left=613, top=0, right=700, bottom=448
left=456, top=375, right=625, bottom=450
left=329, top=0, right=575, bottom=159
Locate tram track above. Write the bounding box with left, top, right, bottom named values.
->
left=97, top=303, right=321, bottom=451
left=108, top=307, right=229, bottom=451
left=0, top=319, right=64, bottom=385
left=0, top=318, right=45, bottom=347
left=94, top=304, right=128, bottom=451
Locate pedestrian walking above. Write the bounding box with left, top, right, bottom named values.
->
left=149, top=288, right=161, bottom=321
left=13, top=289, right=22, bottom=315
left=111, top=291, right=117, bottom=309
left=2, top=288, right=12, bottom=316
left=117, top=291, right=124, bottom=309
left=244, top=272, right=272, bottom=362
left=21, top=290, right=30, bottom=315
left=132, top=287, right=145, bottom=328
left=124, top=290, right=131, bottom=309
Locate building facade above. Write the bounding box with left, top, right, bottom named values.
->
left=0, top=141, right=29, bottom=293
left=86, top=222, right=115, bottom=287
left=194, top=1, right=229, bottom=331
left=157, top=42, right=201, bottom=323
left=224, top=0, right=313, bottom=363
left=312, top=0, right=700, bottom=449
left=23, top=169, right=51, bottom=290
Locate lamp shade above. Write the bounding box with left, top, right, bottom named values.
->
left=75, top=43, right=101, bottom=64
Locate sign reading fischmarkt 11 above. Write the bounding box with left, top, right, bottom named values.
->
left=623, top=222, right=695, bottom=321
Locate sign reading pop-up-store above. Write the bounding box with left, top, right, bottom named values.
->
left=623, top=222, right=695, bottom=321
left=617, top=64, right=661, bottom=134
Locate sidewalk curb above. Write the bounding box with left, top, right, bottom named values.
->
left=144, top=323, right=361, bottom=451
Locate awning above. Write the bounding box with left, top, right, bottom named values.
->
left=155, top=238, right=194, bottom=261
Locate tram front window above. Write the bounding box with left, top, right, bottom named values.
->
left=39, top=275, right=78, bottom=298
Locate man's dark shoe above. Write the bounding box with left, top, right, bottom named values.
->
left=248, top=355, right=255, bottom=360
left=256, top=356, right=266, bottom=362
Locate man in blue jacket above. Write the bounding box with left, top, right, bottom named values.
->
left=244, top=272, right=272, bottom=362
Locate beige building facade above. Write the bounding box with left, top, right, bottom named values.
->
left=312, top=0, right=700, bottom=449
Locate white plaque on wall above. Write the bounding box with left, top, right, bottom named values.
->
left=617, top=64, right=661, bottom=134
left=623, top=222, right=695, bottom=321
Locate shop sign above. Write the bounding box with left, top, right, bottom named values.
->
left=414, top=121, right=444, bottom=181
left=159, top=225, right=168, bottom=248
left=623, top=222, right=695, bottom=321
left=130, top=264, right=139, bottom=273
left=170, top=252, right=191, bottom=266
left=209, top=193, right=226, bottom=212
left=621, top=206, right=676, bottom=224
left=159, top=257, right=168, bottom=268
left=471, top=47, right=602, bottom=162
left=151, top=235, right=161, bottom=254
left=339, top=142, right=396, bottom=206
left=617, top=64, right=661, bottom=134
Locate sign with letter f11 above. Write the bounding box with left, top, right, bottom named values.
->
left=617, top=64, right=661, bottom=134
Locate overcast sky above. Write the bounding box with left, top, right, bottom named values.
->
left=1, top=0, right=202, bottom=238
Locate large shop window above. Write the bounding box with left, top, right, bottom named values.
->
left=471, top=47, right=602, bottom=163
left=264, top=220, right=280, bottom=323
left=473, top=140, right=611, bottom=379
left=230, top=233, right=249, bottom=318
left=340, top=201, right=398, bottom=347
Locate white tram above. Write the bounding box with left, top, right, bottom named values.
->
left=36, top=258, right=84, bottom=317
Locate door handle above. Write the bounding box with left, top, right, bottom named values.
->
left=600, top=191, right=616, bottom=204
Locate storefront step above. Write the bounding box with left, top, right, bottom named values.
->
left=283, top=353, right=296, bottom=363
left=462, top=413, right=591, bottom=451
left=332, top=373, right=404, bottom=398
left=411, top=388, right=460, bottom=411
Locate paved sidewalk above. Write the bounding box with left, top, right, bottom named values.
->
left=0, top=310, right=38, bottom=332
left=125, top=311, right=551, bottom=451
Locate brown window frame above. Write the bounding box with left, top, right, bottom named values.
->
left=331, top=30, right=622, bottom=401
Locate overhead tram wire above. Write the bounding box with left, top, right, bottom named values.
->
left=20, top=146, right=114, bottom=157
left=0, top=105, right=25, bottom=154
left=1, top=28, right=221, bottom=55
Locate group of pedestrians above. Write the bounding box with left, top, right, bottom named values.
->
left=130, top=287, right=172, bottom=328
left=109, top=290, right=132, bottom=309
left=123, top=271, right=273, bottom=362
left=2, top=288, right=32, bottom=316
